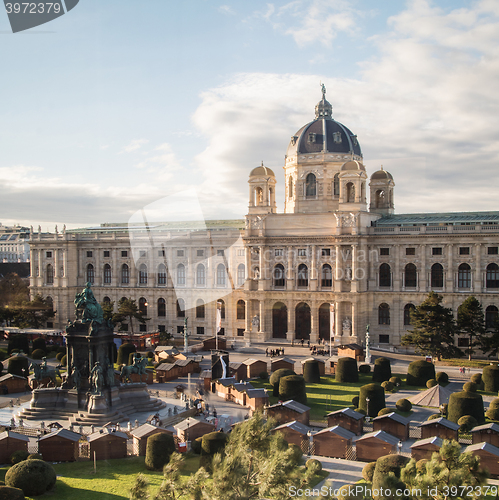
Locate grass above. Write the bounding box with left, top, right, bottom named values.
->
left=437, top=359, right=495, bottom=368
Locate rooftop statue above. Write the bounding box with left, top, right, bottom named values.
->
left=74, top=282, right=105, bottom=325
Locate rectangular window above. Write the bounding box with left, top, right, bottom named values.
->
left=158, top=250, right=165, bottom=257
left=158, top=325, right=165, bottom=332
left=298, top=249, right=306, bottom=257
left=87, top=251, right=93, bottom=258
left=197, top=249, right=204, bottom=257
left=237, top=249, right=245, bottom=256
left=217, top=250, right=224, bottom=257
left=197, top=327, right=205, bottom=335
left=405, top=248, right=415, bottom=256
left=333, top=132, right=342, bottom=143
left=489, top=247, right=499, bottom=255
left=459, top=247, right=470, bottom=255
left=103, top=250, right=110, bottom=258
left=46, top=251, right=52, bottom=258
left=380, top=248, right=390, bottom=256
left=177, top=326, right=183, bottom=334
left=46, top=322, right=53, bottom=328
left=432, top=247, right=443, bottom=256
left=458, top=337, right=469, bottom=347
left=177, top=250, right=184, bottom=257
left=121, top=251, right=128, bottom=257
left=139, top=324, right=147, bottom=332
left=219, top=328, right=225, bottom=336
left=322, top=248, right=331, bottom=256
left=237, top=328, right=245, bottom=337
left=379, top=335, right=390, bottom=344
left=139, top=250, right=147, bottom=258
left=275, top=249, right=283, bottom=257
left=121, top=324, right=128, bottom=332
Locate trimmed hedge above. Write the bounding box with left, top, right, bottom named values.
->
left=335, top=357, right=358, bottom=383
left=191, top=437, right=203, bottom=455
left=358, top=383, right=385, bottom=417
left=407, top=360, right=436, bottom=386
left=483, top=365, right=499, bottom=392
left=60, top=355, right=67, bottom=367
left=396, top=399, right=412, bottom=413
left=458, top=415, right=477, bottom=433
left=305, top=459, right=322, bottom=473
left=31, top=349, right=45, bottom=360
left=359, top=364, right=371, bottom=374
left=10, top=451, right=29, bottom=465
left=7, top=335, right=29, bottom=356
left=269, top=369, right=296, bottom=397
left=27, top=454, right=43, bottom=461
left=5, top=459, right=56, bottom=497
left=389, top=376, right=402, bottom=386
left=448, top=391, right=485, bottom=424
left=381, top=381, right=394, bottom=392
left=463, top=382, right=477, bottom=393
left=201, top=432, right=228, bottom=456
left=145, top=432, right=176, bottom=471
left=470, top=373, right=484, bottom=390
left=8, top=357, right=28, bottom=378
left=436, top=372, right=449, bottom=384
left=56, top=352, right=64, bottom=362
left=303, top=360, right=321, bottom=384
left=279, top=375, right=307, bottom=405
left=32, top=338, right=46, bottom=352
left=378, top=408, right=392, bottom=416
left=0, top=486, right=25, bottom=500
left=117, top=343, right=136, bottom=366
left=427, top=414, right=440, bottom=421
left=351, top=396, right=359, bottom=408
left=372, top=357, right=391, bottom=383
left=362, top=461, right=376, bottom=482
left=426, top=379, right=437, bottom=388
left=372, top=454, right=410, bottom=500
left=259, top=371, right=269, bottom=380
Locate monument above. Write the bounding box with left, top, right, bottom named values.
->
left=23, top=283, right=165, bottom=424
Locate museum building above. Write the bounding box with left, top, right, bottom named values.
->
left=28, top=90, right=499, bottom=348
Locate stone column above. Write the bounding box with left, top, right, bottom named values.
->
left=286, top=246, right=294, bottom=290
left=310, top=245, right=317, bottom=291
left=420, top=244, right=427, bottom=291
left=393, top=244, right=400, bottom=292
left=351, top=302, right=356, bottom=339
left=474, top=243, right=481, bottom=292
left=287, top=300, right=295, bottom=342
left=446, top=244, right=454, bottom=292
left=310, top=301, right=319, bottom=344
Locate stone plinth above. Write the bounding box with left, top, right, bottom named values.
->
left=87, top=394, right=109, bottom=414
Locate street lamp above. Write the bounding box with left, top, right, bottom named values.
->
left=397, top=440, right=403, bottom=454
left=366, top=397, right=370, bottom=421
left=307, top=430, right=312, bottom=457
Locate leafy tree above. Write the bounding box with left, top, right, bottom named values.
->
left=129, top=473, right=150, bottom=500
left=112, top=298, right=149, bottom=334
left=158, top=328, right=173, bottom=346
left=0, top=273, right=29, bottom=307
left=400, top=439, right=488, bottom=500
left=457, top=296, right=486, bottom=360
left=101, top=300, right=115, bottom=323
left=401, top=292, right=461, bottom=361
left=9, top=295, right=56, bottom=329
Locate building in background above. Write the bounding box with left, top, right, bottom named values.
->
left=0, top=223, right=30, bottom=263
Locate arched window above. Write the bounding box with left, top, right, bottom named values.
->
left=289, top=178, right=294, bottom=198
left=197, top=264, right=205, bottom=286
left=487, top=263, right=499, bottom=288
left=321, top=264, right=332, bottom=287
left=255, top=187, right=263, bottom=205
left=46, top=264, right=54, bottom=284
left=333, top=173, right=339, bottom=196
left=157, top=264, right=167, bottom=285
left=486, top=305, right=498, bottom=329
left=86, top=264, right=95, bottom=284
left=375, top=190, right=385, bottom=208
left=379, top=263, right=391, bottom=287
left=139, top=264, right=147, bottom=284
left=272, top=302, right=288, bottom=339
left=305, top=173, right=316, bottom=197
left=217, top=264, right=226, bottom=286
left=237, top=264, right=245, bottom=286
left=121, top=264, right=129, bottom=284
left=273, top=264, right=285, bottom=288
left=319, top=303, right=330, bottom=339
left=297, top=264, right=308, bottom=287
left=237, top=300, right=245, bottom=320
left=176, top=298, right=185, bottom=318
left=157, top=298, right=166, bottom=317
left=295, top=302, right=311, bottom=340
left=196, top=299, right=205, bottom=319
left=404, top=303, right=415, bottom=326
left=139, top=297, right=147, bottom=316
left=218, top=299, right=226, bottom=320
left=103, top=264, right=112, bottom=284
left=346, top=182, right=355, bottom=203
left=404, top=263, right=417, bottom=288
left=103, top=296, right=111, bottom=303
left=177, top=264, right=185, bottom=285
left=431, top=263, right=444, bottom=288
left=379, top=303, right=390, bottom=325
left=458, top=263, right=471, bottom=288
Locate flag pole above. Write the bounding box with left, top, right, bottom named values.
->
left=330, top=303, right=335, bottom=358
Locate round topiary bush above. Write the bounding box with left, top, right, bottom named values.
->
left=60, top=355, right=67, bottom=367
left=335, top=357, right=358, bottom=383
left=362, top=461, right=376, bottom=482
left=372, top=357, right=391, bottom=383
left=27, top=454, right=43, bottom=461
left=191, top=437, right=203, bottom=454
left=381, top=381, right=394, bottom=392
left=259, top=371, right=268, bottom=380
left=352, top=396, right=359, bottom=408
left=463, top=382, right=477, bottom=393
left=147, top=351, right=154, bottom=359
left=145, top=432, right=176, bottom=471
left=0, top=486, right=25, bottom=500
left=55, top=352, right=64, bottom=362
left=8, top=357, right=29, bottom=378
left=371, top=454, right=410, bottom=500
left=389, top=376, right=402, bottom=386
left=436, top=371, right=449, bottom=384
left=117, top=343, right=137, bottom=366
left=458, top=415, right=477, bottom=433
left=359, top=364, right=371, bottom=374
left=396, top=399, right=412, bottom=413
left=407, top=360, right=436, bottom=386
left=0, top=361, right=3, bottom=376
left=269, top=369, right=296, bottom=397
left=279, top=375, right=307, bottom=405
left=305, top=458, right=322, bottom=473
left=470, top=373, right=484, bottom=390
left=359, top=383, right=385, bottom=417
left=448, top=391, right=485, bottom=424
left=483, top=364, right=499, bottom=392
left=32, top=338, right=46, bottom=353
left=7, top=335, right=29, bottom=356
left=378, top=408, right=392, bottom=416
left=486, top=398, right=499, bottom=420
left=426, top=379, right=437, bottom=388
left=427, top=414, right=440, bottom=421
left=201, top=432, right=228, bottom=456
left=303, top=360, right=321, bottom=384
left=10, top=451, right=29, bottom=465
left=5, top=459, right=56, bottom=497
left=31, top=349, right=45, bottom=360
left=356, top=408, right=367, bottom=416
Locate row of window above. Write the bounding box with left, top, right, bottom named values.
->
left=379, top=247, right=499, bottom=256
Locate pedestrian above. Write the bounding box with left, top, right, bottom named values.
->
left=281, top=347, right=285, bottom=356
left=265, top=348, right=268, bottom=357
left=468, top=367, right=471, bottom=374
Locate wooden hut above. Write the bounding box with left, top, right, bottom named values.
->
left=471, top=423, right=499, bottom=447
left=231, top=382, right=254, bottom=406
left=199, top=370, right=212, bottom=391
left=313, top=426, right=355, bottom=459
left=38, top=429, right=81, bottom=462
left=229, top=362, right=247, bottom=381
left=246, top=388, right=269, bottom=412
left=154, top=346, right=180, bottom=363
left=214, top=377, right=237, bottom=400
left=300, top=358, right=325, bottom=376
left=88, top=429, right=128, bottom=460
left=337, top=344, right=364, bottom=361
left=326, top=408, right=365, bottom=436
left=465, top=442, right=499, bottom=478
left=267, top=400, right=310, bottom=426
left=326, top=357, right=336, bottom=375
left=0, top=431, right=29, bottom=464
left=410, top=436, right=443, bottom=461
left=270, top=357, right=295, bottom=372
left=0, top=373, right=26, bottom=394
left=243, top=359, right=268, bottom=378
left=131, top=424, right=174, bottom=456
left=356, top=431, right=400, bottom=462
left=272, top=420, right=310, bottom=448
left=174, top=418, right=215, bottom=442
left=373, top=412, right=410, bottom=441
left=155, top=362, right=179, bottom=382
left=419, top=417, right=459, bottom=441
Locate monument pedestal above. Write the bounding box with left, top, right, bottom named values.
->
left=87, top=393, right=109, bottom=414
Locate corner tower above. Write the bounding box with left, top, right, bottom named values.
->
left=248, top=162, right=277, bottom=215
left=369, top=168, right=395, bottom=216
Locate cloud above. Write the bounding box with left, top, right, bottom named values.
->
left=121, top=138, right=149, bottom=153
left=135, top=143, right=184, bottom=183
left=218, top=5, right=236, bottom=16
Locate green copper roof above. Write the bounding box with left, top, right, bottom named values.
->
left=376, top=211, right=499, bottom=226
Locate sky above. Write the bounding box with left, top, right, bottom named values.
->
left=1, top=0, right=498, bottom=230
